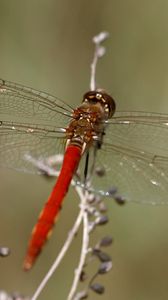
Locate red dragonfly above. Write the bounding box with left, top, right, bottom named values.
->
left=0, top=79, right=168, bottom=271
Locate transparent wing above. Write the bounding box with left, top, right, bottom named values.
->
left=0, top=79, right=74, bottom=172
left=2, top=80, right=168, bottom=205
left=106, top=111, right=168, bottom=157
left=0, top=121, right=66, bottom=173
left=90, top=111, right=168, bottom=204
left=0, top=78, right=73, bottom=126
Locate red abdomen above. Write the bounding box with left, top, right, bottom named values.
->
left=23, top=144, right=82, bottom=271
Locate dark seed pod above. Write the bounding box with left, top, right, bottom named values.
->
left=114, top=195, right=126, bottom=205
left=108, top=187, right=118, bottom=196
left=90, top=283, right=105, bottom=294
left=98, top=261, right=112, bottom=274
left=99, top=236, right=113, bottom=247
left=93, top=249, right=111, bottom=262
left=95, top=167, right=106, bottom=177
left=80, top=270, right=87, bottom=282
left=96, top=215, right=109, bottom=225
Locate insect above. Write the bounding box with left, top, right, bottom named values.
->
left=1, top=34, right=168, bottom=271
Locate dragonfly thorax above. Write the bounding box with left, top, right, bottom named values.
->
left=66, top=95, right=110, bottom=149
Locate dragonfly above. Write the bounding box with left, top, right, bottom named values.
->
left=1, top=78, right=168, bottom=271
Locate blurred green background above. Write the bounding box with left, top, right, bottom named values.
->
left=0, top=0, right=168, bottom=299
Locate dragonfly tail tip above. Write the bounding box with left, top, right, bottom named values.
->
left=23, top=257, right=33, bottom=271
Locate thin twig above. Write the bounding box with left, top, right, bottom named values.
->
left=67, top=191, right=90, bottom=300
left=90, top=31, right=109, bottom=91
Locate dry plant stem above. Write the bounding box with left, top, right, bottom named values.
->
left=90, top=31, right=109, bottom=91
left=31, top=184, right=84, bottom=300
left=67, top=191, right=90, bottom=300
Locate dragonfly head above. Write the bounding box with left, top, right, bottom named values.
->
left=82, top=90, right=116, bottom=118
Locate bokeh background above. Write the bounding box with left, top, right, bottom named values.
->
left=0, top=0, right=168, bottom=299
